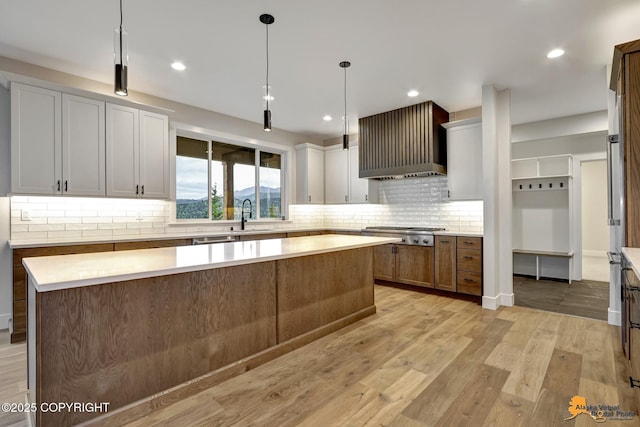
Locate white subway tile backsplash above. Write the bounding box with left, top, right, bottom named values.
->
left=10, top=177, right=483, bottom=242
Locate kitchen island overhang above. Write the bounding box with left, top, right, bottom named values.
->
left=23, top=235, right=399, bottom=426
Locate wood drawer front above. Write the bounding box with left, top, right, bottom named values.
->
left=457, top=237, right=482, bottom=250
left=239, top=232, right=287, bottom=241
left=13, top=299, right=26, bottom=332
left=457, top=271, right=482, bottom=296
left=457, top=249, right=482, bottom=272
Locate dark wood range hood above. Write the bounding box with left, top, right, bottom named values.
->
left=358, top=101, right=449, bottom=179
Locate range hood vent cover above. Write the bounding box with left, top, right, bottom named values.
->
left=358, top=101, right=449, bottom=180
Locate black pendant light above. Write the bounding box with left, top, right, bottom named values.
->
left=114, top=0, right=128, bottom=96
left=260, top=14, right=275, bottom=131
left=340, top=61, right=351, bottom=150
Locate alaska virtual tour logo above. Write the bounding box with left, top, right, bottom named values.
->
left=564, top=396, right=636, bottom=423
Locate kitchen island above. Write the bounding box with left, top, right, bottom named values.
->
left=23, top=235, right=398, bottom=426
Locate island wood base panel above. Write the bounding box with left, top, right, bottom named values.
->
left=31, top=247, right=375, bottom=426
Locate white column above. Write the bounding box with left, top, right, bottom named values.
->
left=482, top=85, right=513, bottom=310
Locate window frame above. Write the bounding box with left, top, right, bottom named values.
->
left=172, top=124, right=290, bottom=224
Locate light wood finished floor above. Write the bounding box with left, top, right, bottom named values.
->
left=1, top=285, right=637, bottom=426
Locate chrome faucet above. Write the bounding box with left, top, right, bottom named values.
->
left=241, top=198, right=252, bottom=230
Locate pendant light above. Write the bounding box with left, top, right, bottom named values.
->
left=260, top=14, right=275, bottom=131
left=339, top=61, right=351, bottom=150
left=114, top=0, right=128, bottom=96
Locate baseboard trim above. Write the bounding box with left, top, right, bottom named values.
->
left=483, top=293, right=514, bottom=310
left=499, top=293, right=514, bottom=307
left=0, top=313, right=10, bottom=330
left=608, top=308, right=621, bottom=326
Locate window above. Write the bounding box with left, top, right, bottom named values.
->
left=176, top=136, right=283, bottom=221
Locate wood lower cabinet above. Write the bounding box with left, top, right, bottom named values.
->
left=396, top=246, right=435, bottom=288
left=113, top=238, right=192, bottom=251
left=456, top=237, right=483, bottom=296
left=435, top=236, right=456, bottom=291
left=374, top=236, right=483, bottom=300
left=373, top=244, right=396, bottom=282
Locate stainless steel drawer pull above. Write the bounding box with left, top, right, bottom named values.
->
left=464, top=256, right=473, bottom=259
left=463, top=278, right=474, bottom=282
left=464, top=241, right=473, bottom=245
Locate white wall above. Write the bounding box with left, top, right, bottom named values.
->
left=512, top=131, right=606, bottom=159
left=0, top=85, right=11, bottom=330
left=581, top=160, right=608, bottom=255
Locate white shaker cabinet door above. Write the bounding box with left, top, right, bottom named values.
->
left=106, top=103, right=139, bottom=198
left=11, top=83, right=62, bottom=194
left=324, top=146, right=349, bottom=204
left=62, top=94, right=106, bottom=196
left=348, top=145, right=377, bottom=203
left=447, top=120, right=483, bottom=200
left=138, top=110, right=169, bottom=199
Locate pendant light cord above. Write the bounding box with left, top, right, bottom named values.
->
left=265, top=23, right=270, bottom=110
left=119, top=0, right=124, bottom=65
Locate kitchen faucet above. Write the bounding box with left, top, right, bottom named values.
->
left=241, top=198, right=252, bottom=230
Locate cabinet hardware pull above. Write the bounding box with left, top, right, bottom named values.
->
left=628, top=286, right=640, bottom=292
left=365, top=194, right=368, bottom=201
left=64, top=180, right=68, bottom=192
left=441, top=240, right=450, bottom=243
left=136, top=185, right=139, bottom=195
left=464, top=278, right=473, bottom=282
left=630, top=377, right=640, bottom=389
left=630, top=322, right=640, bottom=330
left=345, top=195, right=348, bottom=202
left=141, top=185, right=144, bottom=195
left=308, top=195, right=311, bottom=202
left=57, top=180, right=61, bottom=192
left=464, top=241, right=473, bottom=245
left=464, top=256, right=473, bottom=259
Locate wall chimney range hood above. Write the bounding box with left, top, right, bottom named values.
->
left=358, top=101, right=449, bottom=179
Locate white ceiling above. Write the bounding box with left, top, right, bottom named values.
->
left=1, top=0, right=639, bottom=139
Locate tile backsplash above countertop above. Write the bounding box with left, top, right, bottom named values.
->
left=9, top=176, right=483, bottom=245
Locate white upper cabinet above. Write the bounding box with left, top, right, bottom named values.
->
left=106, top=104, right=169, bottom=199
left=11, top=83, right=105, bottom=196
left=325, top=145, right=349, bottom=203
left=62, top=94, right=106, bottom=196
left=139, top=110, right=169, bottom=199
left=445, top=118, right=483, bottom=200
left=349, top=145, right=377, bottom=203
left=11, top=83, right=61, bottom=195
left=106, top=104, right=138, bottom=198
left=323, top=143, right=377, bottom=204
left=295, top=144, right=324, bottom=204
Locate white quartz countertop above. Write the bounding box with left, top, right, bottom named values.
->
left=23, top=235, right=400, bottom=292
left=622, top=247, right=640, bottom=278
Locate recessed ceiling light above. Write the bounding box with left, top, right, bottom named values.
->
left=547, top=48, right=565, bottom=59
left=171, top=61, right=186, bottom=71
left=323, top=115, right=332, bottom=121
left=408, top=90, right=419, bottom=97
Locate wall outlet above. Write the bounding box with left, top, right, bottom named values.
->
left=21, top=209, right=31, bottom=221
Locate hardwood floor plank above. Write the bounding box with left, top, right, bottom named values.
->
left=481, top=392, right=535, bottom=427
left=434, top=364, right=510, bottom=426
left=502, top=319, right=559, bottom=402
